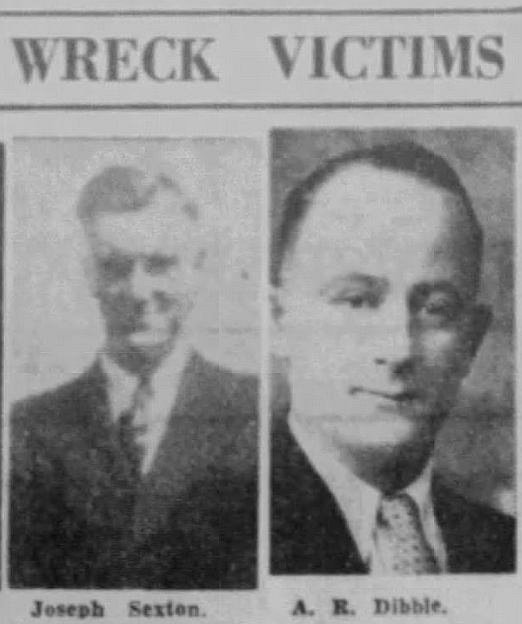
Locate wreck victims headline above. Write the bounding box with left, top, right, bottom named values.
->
left=11, top=34, right=504, bottom=83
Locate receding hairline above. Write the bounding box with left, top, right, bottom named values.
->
left=275, top=145, right=484, bottom=289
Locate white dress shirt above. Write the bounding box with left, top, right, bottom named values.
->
left=289, top=413, right=447, bottom=573
left=100, top=339, right=191, bottom=474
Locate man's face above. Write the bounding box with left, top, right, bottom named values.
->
left=279, top=164, right=488, bottom=457
left=87, top=189, right=203, bottom=371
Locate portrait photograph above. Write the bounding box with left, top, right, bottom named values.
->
left=270, top=128, right=515, bottom=576
left=7, top=137, right=261, bottom=589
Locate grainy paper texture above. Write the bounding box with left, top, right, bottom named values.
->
left=1, top=2, right=520, bottom=623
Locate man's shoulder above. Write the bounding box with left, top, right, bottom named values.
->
left=11, top=365, right=104, bottom=436
left=189, top=350, right=257, bottom=386
left=10, top=365, right=107, bottom=486
left=184, top=350, right=258, bottom=413
left=434, top=478, right=515, bottom=573
left=435, top=478, right=514, bottom=530
left=180, top=351, right=259, bottom=468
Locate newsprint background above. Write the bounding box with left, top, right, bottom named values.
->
left=0, top=1, right=521, bottom=623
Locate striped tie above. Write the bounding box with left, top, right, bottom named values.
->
left=117, top=375, right=151, bottom=475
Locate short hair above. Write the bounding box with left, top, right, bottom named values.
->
left=273, top=140, right=483, bottom=286
left=77, top=165, right=198, bottom=227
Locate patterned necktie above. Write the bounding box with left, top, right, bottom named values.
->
left=117, top=375, right=151, bottom=476
left=377, top=492, right=440, bottom=574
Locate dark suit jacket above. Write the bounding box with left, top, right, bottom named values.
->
left=10, top=351, right=258, bottom=589
left=271, top=417, right=515, bottom=575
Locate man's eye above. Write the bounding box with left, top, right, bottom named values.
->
left=329, top=292, right=375, bottom=308
left=347, top=294, right=365, bottom=308
left=145, top=256, right=178, bottom=274
left=99, top=257, right=132, bottom=280
left=420, top=295, right=459, bottom=322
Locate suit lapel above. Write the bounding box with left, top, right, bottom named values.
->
left=59, top=363, right=139, bottom=533
left=433, top=478, right=502, bottom=574
left=131, top=352, right=251, bottom=540
left=271, top=417, right=366, bottom=574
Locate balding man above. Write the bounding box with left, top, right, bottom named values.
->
left=271, top=141, right=514, bottom=575
left=11, top=166, right=258, bottom=589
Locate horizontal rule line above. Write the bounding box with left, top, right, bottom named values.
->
left=0, top=101, right=521, bottom=111
left=0, top=8, right=520, bottom=17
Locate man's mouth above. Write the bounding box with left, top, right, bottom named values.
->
left=348, top=386, right=418, bottom=402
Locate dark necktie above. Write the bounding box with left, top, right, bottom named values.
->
left=117, top=376, right=151, bottom=476
left=377, top=492, right=440, bottom=574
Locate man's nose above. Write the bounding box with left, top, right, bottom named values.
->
left=128, top=262, right=156, bottom=301
left=372, top=302, right=412, bottom=371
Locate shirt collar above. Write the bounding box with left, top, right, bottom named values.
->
left=99, top=337, right=192, bottom=420
left=289, top=412, right=435, bottom=564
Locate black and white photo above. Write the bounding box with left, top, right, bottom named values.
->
left=270, top=129, right=515, bottom=576
left=8, top=138, right=261, bottom=589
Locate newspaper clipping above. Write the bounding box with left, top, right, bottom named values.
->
left=0, top=1, right=520, bottom=623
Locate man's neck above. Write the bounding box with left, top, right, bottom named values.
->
left=335, top=438, right=436, bottom=494
left=100, top=337, right=192, bottom=419
left=289, top=413, right=447, bottom=570
left=290, top=413, right=437, bottom=494
left=104, top=338, right=179, bottom=377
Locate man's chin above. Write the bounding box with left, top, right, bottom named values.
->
left=127, top=330, right=172, bottom=348
left=110, top=332, right=177, bottom=371
left=296, top=411, right=430, bottom=454
left=127, top=332, right=179, bottom=360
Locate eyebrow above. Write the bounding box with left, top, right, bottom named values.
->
left=319, top=275, right=466, bottom=303
left=98, top=250, right=179, bottom=262
left=411, top=280, right=465, bottom=302
left=319, top=273, right=389, bottom=295
left=146, top=252, right=179, bottom=261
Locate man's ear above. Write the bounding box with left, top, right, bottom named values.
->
left=83, top=254, right=99, bottom=298
left=270, top=284, right=285, bottom=324
left=464, top=303, right=492, bottom=362
left=270, top=285, right=289, bottom=357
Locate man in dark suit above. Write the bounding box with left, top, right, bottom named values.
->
left=10, top=165, right=258, bottom=589
left=271, top=141, right=514, bottom=575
